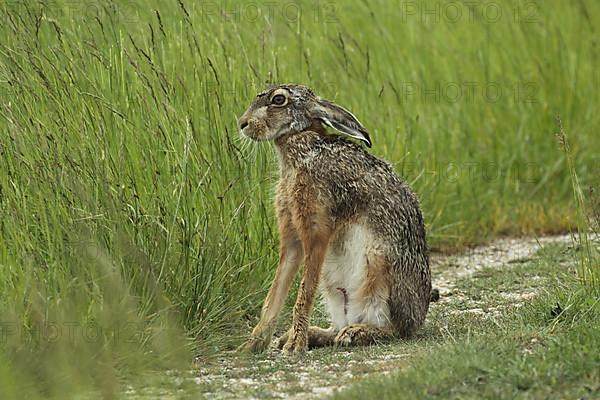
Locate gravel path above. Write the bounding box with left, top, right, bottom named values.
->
left=193, top=234, right=582, bottom=399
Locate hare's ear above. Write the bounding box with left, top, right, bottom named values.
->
left=308, top=98, right=372, bottom=147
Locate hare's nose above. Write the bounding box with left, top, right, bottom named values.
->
left=239, top=118, right=249, bottom=130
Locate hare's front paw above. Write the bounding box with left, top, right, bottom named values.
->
left=281, top=332, right=308, bottom=355
left=237, top=337, right=270, bottom=354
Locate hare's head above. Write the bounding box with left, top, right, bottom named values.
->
left=238, top=84, right=371, bottom=147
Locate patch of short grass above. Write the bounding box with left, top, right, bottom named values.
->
left=335, top=244, right=600, bottom=400
left=190, top=243, right=595, bottom=399
left=450, top=243, right=577, bottom=307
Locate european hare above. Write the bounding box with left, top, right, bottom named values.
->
left=238, top=84, right=431, bottom=354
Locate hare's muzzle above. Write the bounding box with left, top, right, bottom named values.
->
left=238, top=117, right=249, bottom=136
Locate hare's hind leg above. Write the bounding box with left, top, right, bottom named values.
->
left=334, top=324, right=393, bottom=346
left=277, top=326, right=337, bottom=350
left=387, top=253, right=431, bottom=338
left=337, top=254, right=394, bottom=347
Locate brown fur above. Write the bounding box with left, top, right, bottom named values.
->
left=358, top=254, right=392, bottom=308
left=335, top=324, right=393, bottom=346
left=282, top=172, right=333, bottom=353
left=237, top=85, right=431, bottom=354
left=277, top=326, right=337, bottom=349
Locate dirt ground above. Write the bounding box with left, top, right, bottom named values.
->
left=184, top=234, right=582, bottom=399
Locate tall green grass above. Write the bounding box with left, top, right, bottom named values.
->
left=0, top=0, right=598, bottom=397
left=555, top=117, right=599, bottom=290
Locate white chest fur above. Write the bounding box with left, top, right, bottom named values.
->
left=319, top=224, right=391, bottom=329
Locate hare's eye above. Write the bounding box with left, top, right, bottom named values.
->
left=271, top=94, right=287, bottom=106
